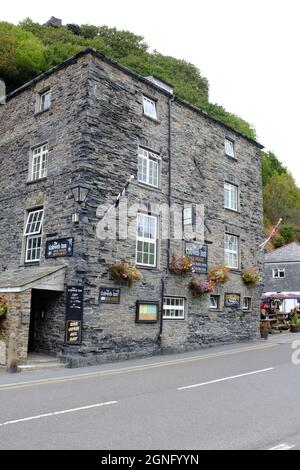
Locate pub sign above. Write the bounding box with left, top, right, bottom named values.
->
left=65, top=286, right=83, bottom=345
left=185, top=243, right=208, bottom=274
left=45, top=238, right=74, bottom=259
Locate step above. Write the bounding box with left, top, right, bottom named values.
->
left=17, top=362, right=66, bottom=372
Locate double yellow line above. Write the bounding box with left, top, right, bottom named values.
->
left=0, top=343, right=277, bottom=392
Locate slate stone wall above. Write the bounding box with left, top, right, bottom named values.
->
left=0, top=51, right=264, bottom=366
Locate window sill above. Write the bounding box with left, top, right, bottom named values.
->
left=224, top=208, right=240, bottom=214
left=225, top=154, right=238, bottom=161
left=142, top=113, right=160, bottom=124
left=24, top=261, right=40, bottom=267
left=34, top=108, right=50, bottom=117
left=163, top=318, right=186, bottom=321
left=27, top=177, right=47, bottom=185
left=136, top=181, right=162, bottom=193
left=136, top=265, right=161, bottom=272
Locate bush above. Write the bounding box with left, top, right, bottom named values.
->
left=280, top=225, right=297, bottom=244
left=242, top=268, right=261, bottom=287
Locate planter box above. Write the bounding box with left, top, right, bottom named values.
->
left=290, top=324, right=300, bottom=333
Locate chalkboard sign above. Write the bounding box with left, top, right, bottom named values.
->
left=65, top=286, right=83, bottom=345
left=99, top=288, right=121, bottom=304
left=45, top=238, right=74, bottom=259
left=185, top=243, right=208, bottom=274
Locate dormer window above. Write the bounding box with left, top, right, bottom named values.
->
left=143, top=96, right=157, bottom=120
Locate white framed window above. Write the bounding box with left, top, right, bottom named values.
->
left=138, top=148, right=160, bottom=188
left=210, top=295, right=220, bottom=309
left=224, top=182, right=238, bottom=211
left=143, top=96, right=157, bottom=120
left=31, top=144, right=48, bottom=181
left=273, top=268, right=285, bottom=278
left=225, top=138, right=235, bottom=158
left=24, top=209, right=44, bottom=263
left=243, top=297, right=252, bottom=310
left=136, top=213, right=157, bottom=267
left=163, top=297, right=185, bottom=319
left=225, top=233, right=239, bottom=269
left=39, top=90, right=51, bottom=112
left=183, top=206, right=193, bottom=225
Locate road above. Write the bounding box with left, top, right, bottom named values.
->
left=1, top=333, right=300, bottom=450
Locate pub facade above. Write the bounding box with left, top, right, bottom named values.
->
left=0, top=48, right=264, bottom=368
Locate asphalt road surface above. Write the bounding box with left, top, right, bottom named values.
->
left=1, top=333, right=300, bottom=450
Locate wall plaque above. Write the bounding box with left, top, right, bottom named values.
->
left=65, top=286, right=83, bottom=345
left=225, top=293, right=241, bottom=308
left=185, top=243, right=208, bottom=274
left=45, top=238, right=74, bottom=259
left=99, top=288, right=121, bottom=304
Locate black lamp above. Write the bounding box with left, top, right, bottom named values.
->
left=71, top=180, right=90, bottom=204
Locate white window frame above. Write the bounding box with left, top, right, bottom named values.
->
left=137, top=148, right=160, bottom=188
left=225, top=233, right=239, bottom=269
left=225, top=138, right=235, bottom=158
left=143, top=96, right=157, bottom=120
left=24, top=209, right=44, bottom=263
left=183, top=206, right=193, bottom=226
left=39, top=90, right=51, bottom=112
left=243, top=297, right=252, bottom=310
left=31, top=144, right=48, bottom=181
left=163, top=297, right=185, bottom=320
left=273, top=268, right=285, bottom=279
left=209, top=295, right=220, bottom=309
left=136, top=213, right=157, bottom=267
left=224, top=182, right=238, bottom=211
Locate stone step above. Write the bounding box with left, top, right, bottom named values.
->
left=18, top=362, right=66, bottom=372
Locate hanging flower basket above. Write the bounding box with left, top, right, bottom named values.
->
left=189, top=276, right=215, bottom=299
left=169, top=254, right=194, bottom=275
left=109, top=261, right=142, bottom=288
left=208, top=266, right=230, bottom=284
left=0, top=297, right=7, bottom=319
left=242, top=268, right=261, bottom=287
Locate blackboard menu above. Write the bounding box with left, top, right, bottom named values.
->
left=99, top=288, right=121, bottom=304
left=45, top=238, right=74, bottom=259
left=185, top=243, right=208, bottom=274
left=65, top=286, right=83, bottom=345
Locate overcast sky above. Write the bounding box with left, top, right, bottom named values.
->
left=3, top=0, right=300, bottom=184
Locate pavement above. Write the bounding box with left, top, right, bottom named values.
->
left=0, top=332, right=300, bottom=450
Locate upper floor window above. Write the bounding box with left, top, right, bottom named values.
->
left=24, top=209, right=44, bottom=263
left=31, top=144, right=48, bottom=181
left=143, top=96, right=157, bottom=120
left=39, top=90, right=51, bottom=112
left=224, top=182, right=238, bottom=211
left=225, top=138, right=235, bottom=158
left=273, top=268, right=285, bottom=278
left=225, top=233, right=239, bottom=269
left=243, top=297, right=252, bottom=310
left=138, top=148, right=160, bottom=188
left=136, top=213, right=157, bottom=267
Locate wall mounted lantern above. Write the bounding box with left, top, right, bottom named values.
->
left=71, top=180, right=91, bottom=204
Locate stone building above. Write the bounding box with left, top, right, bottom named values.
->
left=0, top=48, right=264, bottom=368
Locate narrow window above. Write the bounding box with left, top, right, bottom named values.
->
left=243, top=297, right=252, bottom=310
left=31, top=144, right=48, bottom=181
left=225, top=233, right=239, bottom=269
left=210, top=295, right=220, bottom=309
left=24, top=209, right=44, bottom=263
left=137, top=148, right=160, bottom=188
left=225, top=138, right=235, bottom=158
left=40, top=90, right=51, bottom=112
left=136, top=213, right=157, bottom=267
left=273, top=268, right=285, bottom=278
left=163, top=297, right=185, bottom=319
left=143, top=96, right=157, bottom=120
left=224, top=182, right=238, bottom=211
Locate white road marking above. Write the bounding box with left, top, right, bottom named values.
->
left=0, top=401, right=118, bottom=427
left=269, top=443, right=296, bottom=450
left=178, top=367, right=274, bottom=390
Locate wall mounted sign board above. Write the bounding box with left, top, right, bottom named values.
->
left=99, top=288, right=121, bottom=304
left=45, top=238, right=74, bottom=258
left=65, top=285, right=83, bottom=345
left=185, top=243, right=208, bottom=274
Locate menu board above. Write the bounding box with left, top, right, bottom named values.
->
left=99, top=288, right=121, bottom=304
left=65, top=286, right=83, bottom=345
left=185, top=243, right=208, bottom=274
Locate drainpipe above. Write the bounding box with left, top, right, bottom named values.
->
left=159, top=94, right=174, bottom=342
